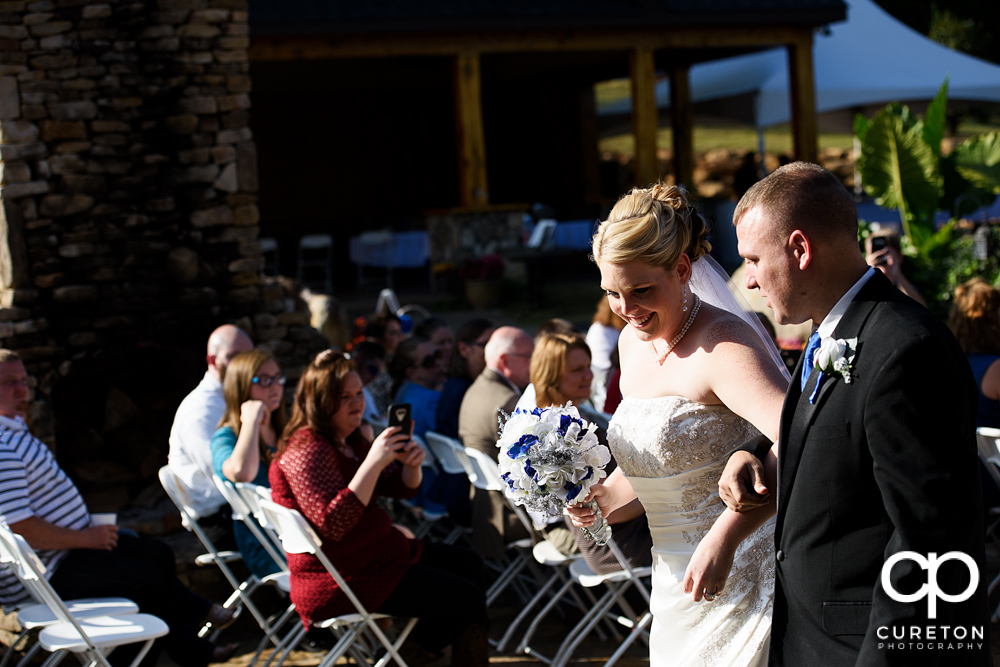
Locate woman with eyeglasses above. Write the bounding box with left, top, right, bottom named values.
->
left=211, top=349, right=287, bottom=580
left=271, top=351, right=489, bottom=665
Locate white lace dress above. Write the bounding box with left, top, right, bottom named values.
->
left=609, top=395, right=775, bottom=667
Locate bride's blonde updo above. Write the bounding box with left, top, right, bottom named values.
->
left=591, top=183, right=711, bottom=270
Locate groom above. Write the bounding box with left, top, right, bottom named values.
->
left=720, top=162, right=989, bottom=666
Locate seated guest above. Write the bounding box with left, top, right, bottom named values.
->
left=365, top=313, right=405, bottom=418
left=0, top=350, right=236, bottom=666
left=388, top=337, right=445, bottom=438
left=528, top=335, right=653, bottom=569
left=211, top=350, right=286, bottom=579
left=949, top=278, right=1000, bottom=511
left=516, top=331, right=604, bottom=419
left=949, top=278, right=1000, bottom=428
left=271, top=352, right=489, bottom=665
left=365, top=312, right=406, bottom=356
left=459, top=326, right=534, bottom=559
left=515, top=319, right=579, bottom=413
left=531, top=333, right=595, bottom=412
left=436, top=318, right=495, bottom=439
left=586, top=297, right=625, bottom=411
left=389, top=337, right=447, bottom=513
left=349, top=341, right=387, bottom=429
left=414, top=317, right=455, bottom=364
left=167, top=324, right=252, bottom=546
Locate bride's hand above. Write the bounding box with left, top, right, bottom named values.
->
left=683, top=531, right=735, bottom=603
left=564, top=483, right=610, bottom=528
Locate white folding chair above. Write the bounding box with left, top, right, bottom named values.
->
left=462, top=446, right=539, bottom=607
left=159, top=467, right=283, bottom=646
left=255, top=498, right=419, bottom=667
left=0, top=531, right=140, bottom=667
left=424, top=431, right=474, bottom=479
left=494, top=538, right=586, bottom=653
left=213, top=475, right=287, bottom=574
left=518, top=537, right=653, bottom=667
left=232, top=482, right=301, bottom=666
left=0, top=524, right=168, bottom=667
left=976, top=426, right=1000, bottom=622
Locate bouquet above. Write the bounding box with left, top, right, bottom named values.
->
left=496, top=404, right=612, bottom=545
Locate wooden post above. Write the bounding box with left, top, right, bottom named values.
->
left=579, top=85, right=602, bottom=204
left=787, top=34, right=818, bottom=164
left=669, top=64, right=693, bottom=189
left=454, top=52, right=489, bottom=207
left=630, top=47, right=659, bottom=187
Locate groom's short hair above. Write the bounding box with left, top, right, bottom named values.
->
left=733, top=162, right=857, bottom=242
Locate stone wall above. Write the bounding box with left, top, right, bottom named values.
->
left=0, top=0, right=327, bottom=510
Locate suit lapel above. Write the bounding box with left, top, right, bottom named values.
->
left=775, top=273, right=888, bottom=532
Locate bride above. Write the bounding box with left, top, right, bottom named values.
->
left=569, top=184, right=788, bottom=667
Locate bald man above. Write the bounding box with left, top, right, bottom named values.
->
left=168, top=324, right=253, bottom=524
left=459, top=326, right=534, bottom=559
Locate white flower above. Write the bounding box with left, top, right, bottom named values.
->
left=814, top=337, right=846, bottom=372
left=813, top=336, right=856, bottom=384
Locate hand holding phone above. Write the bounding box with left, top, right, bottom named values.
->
left=387, top=403, right=412, bottom=452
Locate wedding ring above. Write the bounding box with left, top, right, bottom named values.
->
left=703, top=591, right=716, bottom=602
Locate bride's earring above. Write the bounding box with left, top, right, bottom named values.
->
left=682, top=286, right=689, bottom=313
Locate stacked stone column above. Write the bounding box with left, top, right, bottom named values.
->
left=0, top=0, right=278, bottom=444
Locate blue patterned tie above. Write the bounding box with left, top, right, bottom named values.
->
left=801, top=331, right=822, bottom=392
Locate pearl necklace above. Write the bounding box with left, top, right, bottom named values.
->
left=651, top=294, right=701, bottom=365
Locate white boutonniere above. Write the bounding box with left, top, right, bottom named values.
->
left=814, top=336, right=857, bottom=384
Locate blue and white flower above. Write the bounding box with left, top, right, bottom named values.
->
left=496, top=404, right=611, bottom=517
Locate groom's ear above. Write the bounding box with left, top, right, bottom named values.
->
left=788, top=230, right=812, bottom=270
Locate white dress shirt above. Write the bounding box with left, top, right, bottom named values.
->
left=167, top=371, right=227, bottom=519
left=817, top=267, right=876, bottom=337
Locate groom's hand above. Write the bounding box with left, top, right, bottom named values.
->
left=719, top=451, right=769, bottom=512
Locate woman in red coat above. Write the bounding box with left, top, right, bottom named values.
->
left=270, top=350, right=488, bottom=665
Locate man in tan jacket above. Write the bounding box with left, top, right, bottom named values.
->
left=459, top=326, right=534, bottom=559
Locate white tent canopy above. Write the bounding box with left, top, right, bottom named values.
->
left=599, top=0, right=1000, bottom=127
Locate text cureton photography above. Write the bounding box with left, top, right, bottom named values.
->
left=876, top=551, right=985, bottom=653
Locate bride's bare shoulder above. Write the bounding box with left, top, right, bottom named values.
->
left=694, top=304, right=769, bottom=354
left=617, top=323, right=640, bottom=351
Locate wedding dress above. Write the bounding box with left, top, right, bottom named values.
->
left=609, top=394, right=775, bottom=667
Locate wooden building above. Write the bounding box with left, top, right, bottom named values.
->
left=247, top=1, right=845, bottom=279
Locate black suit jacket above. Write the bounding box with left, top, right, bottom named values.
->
left=770, top=271, right=989, bottom=667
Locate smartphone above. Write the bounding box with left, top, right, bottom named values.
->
left=870, top=236, right=888, bottom=253
left=387, top=403, right=412, bottom=452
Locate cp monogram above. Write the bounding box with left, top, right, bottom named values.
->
left=881, top=551, right=979, bottom=619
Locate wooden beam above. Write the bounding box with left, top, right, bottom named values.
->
left=787, top=33, right=818, bottom=164
left=630, top=48, right=658, bottom=188
left=454, top=52, right=489, bottom=207
left=669, top=64, right=693, bottom=189
left=250, top=26, right=822, bottom=61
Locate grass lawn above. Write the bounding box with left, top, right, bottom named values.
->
left=594, top=79, right=1000, bottom=158
left=598, top=122, right=855, bottom=158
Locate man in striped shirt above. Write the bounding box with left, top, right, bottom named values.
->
left=0, top=350, right=236, bottom=666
